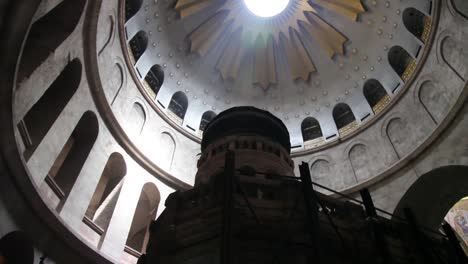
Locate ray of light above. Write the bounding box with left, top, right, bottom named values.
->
left=189, top=11, right=230, bottom=56
left=254, top=35, right=277, bottom=89
left=216, top=28, right=245, bottom=80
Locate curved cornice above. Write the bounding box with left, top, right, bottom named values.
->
left=86, top=0, right=192, bottom=190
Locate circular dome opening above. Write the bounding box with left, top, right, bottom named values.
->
left=243, top=0, right=289, bottom=18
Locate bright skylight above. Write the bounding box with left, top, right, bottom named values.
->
left=243, top=0, right=289, bottom=18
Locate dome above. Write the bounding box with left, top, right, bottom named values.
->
left=1, top=0, right=468, bottom=263
left=124, top=0, right=434, bottom=154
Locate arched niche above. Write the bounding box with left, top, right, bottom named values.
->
left=109, top=63, right=125, bottom=105
left=85, top=153, right=126, bottom=233
left=17, top=0, right=86, bottom=81
left=0, top=231, right=34, bottom=264
left=363, top=79, right=389, bottom=114
left=47, top=111, right=99, bottom=210
left=125, top=0, right=143, bottom=22
left=97, top=15, right=115, bottom=56
left=130, top=102, right=146, bottom=135
left=388, top=46, right=416, bottom=82
left=310, top=159, right=332, bottom=191
left=452, top=0, right=468, bottom=19
left=349, top=144, right=371, bottom=183
left=333, top=103, right=357, bottom=137
left=158, top=132, right=176, bottom=171
left=199, top=111, right=216, bottom=132
left=301, top=117, right=323, bottom=142
left=386, top=118, right=410, bottom=158
left=441, top=37, right=468, bottom=81
left=403, top=8, right=430, bottom=42
left=418, top=81, right=450, bottom=124
left=311, top=160, right=329, bottom=180
left=126, top=182, right=160, bottom=253
left=393, top=166, right=468, bottom=230
left=168, top=91, right=188, bottom=123
left=144, top=64, right=164, bottom=98
left=129, top=31, right=148, bottom=64
left=18, top=59, right=82, bottom=161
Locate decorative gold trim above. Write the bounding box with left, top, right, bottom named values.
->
left=304, top=137, right=325, bottom=149
left=166, top=111, right=183, bottom=126
left=372, top=94, right=391, bottom=114
left=402, top=59, right=417, bottom=83
left=421, top=17, right=432, bottom=43
left=338, top=120, right=358, bottom=137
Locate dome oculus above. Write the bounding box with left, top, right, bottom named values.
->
left=175, top=0, right=366, bottom=90
left=243, top=0, right=289, bottom=18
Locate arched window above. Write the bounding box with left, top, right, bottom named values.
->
left=403, top=8, right=430, bottom=42
left=388, top=46, right=416, bottom=82
left=453, top=0, right=468, bottom=19
left=159, top=132, right=176, bottom=171
left=144, top=65, right=164, bottom=98
left=333, top=103, right=356, bottom=136
left=199, top=111, right=216, bottom=132
left=85, top=153, right=126, bottom=232
left=363, top=79, right=389, bottom=114
left=126, top=183, right=160, bottom=253
left=47, top=111, right=99, bottom=210
left=0, top=231, right=34, bottom=264
left=129, top=31, right=148, bottom=64
left=17, top=0, right=86, bottom=81
left=301, top=117, right=323, bottom=142
left=18, top=59, right=82, bottom=161
left=168, top=91, right=188, bottom=123
left=125, top=0, right=143, bottom=22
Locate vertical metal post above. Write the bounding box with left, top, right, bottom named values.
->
left=441, top=223, right=468, bottom=264
left=221, top=151, right=235, bottom=264
left=299, top=162, right=321, bottom=263
left=360, top=188, right=390, bottom=264
left=360, top=188, right=377, bottom=217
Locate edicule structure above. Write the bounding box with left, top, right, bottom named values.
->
left=140, top=107, right=466, bottom=264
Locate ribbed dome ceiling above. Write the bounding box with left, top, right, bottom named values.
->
left=123, top=0, right=434, bottom=151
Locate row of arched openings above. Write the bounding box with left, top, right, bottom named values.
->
left=17, top=0, right=86, bottom=82
left=16, top=58, right=158, bottom=255
left=125, top=0, right=168, bottom=107
left=389, top=7, right=430, bottom=82
left=301, top=79, right=389, bottom=143
left=301, top=7, right=429, bottom=143
left=128, top=31, right=167, bottom=106
left=167, top=92, right=216, bottom=132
